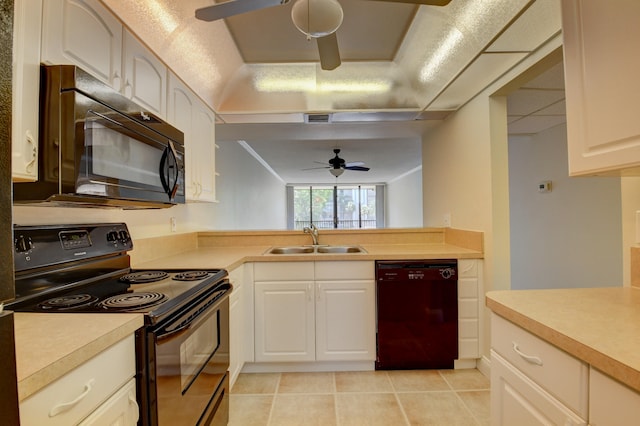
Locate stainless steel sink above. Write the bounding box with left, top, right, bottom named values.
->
left=316, top=245, right=366, bottom=254
left=268, top=246, right=315, bottom=254
left=267, top=245, right=366, bottom=254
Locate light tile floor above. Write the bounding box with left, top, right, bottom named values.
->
left=229, top=369, right=490, bottom=426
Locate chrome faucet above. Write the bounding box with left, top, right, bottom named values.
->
left=303, top=223, right=319, bottom=245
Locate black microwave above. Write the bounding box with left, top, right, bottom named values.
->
left=13, top=65, right=185, bottom=209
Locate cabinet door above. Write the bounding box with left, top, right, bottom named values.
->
left=77, top=378, right=138, bottom=426
left=254, top=281, right=315, bottom=362
left=562, top=0, right=640, bottom=176
left=229, top=283, right=244, bottom=387
left=41, top=0, right=122, bottom=88
left=491, top=351, right=586, bottom=426
left=589, top=367, right=640, bottom=426
left=191, top=99, right=217, bottom=202
left=12, top=0, right=42, bottom=181
left=315, top=280, right=375, bottom=361
left=123, top=30, right=167, bottom=118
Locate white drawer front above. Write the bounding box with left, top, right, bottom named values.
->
left=491, top=314, right=588, bottom=418
left=314, top=261, right=374, bottom=280
left=458, top=259, right=478, bottom=278
left=20, top=335, right=136, bottom=426
left=491, top=350, right=587, bottom=426
left=254, top=261, right=314, bottom=281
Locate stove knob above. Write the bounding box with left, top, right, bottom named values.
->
left=15, top=235, right=33, bottom=253
left=107, top=231, right=119, bottom=242
left=118, top=230, right=130, bottom=242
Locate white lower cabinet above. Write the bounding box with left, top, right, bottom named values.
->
left=255, top=280, right=315, bottom=362
left=253, top=261, right=375, bottom=364
left=229, top=265, right=246, bottom=386
left=20, top=335, right=137, bottom=426
left=315, top=280, right=375, bottom=361
left=589, top=367, right=640, bottom=426
left=491, top=351, right=586, bottom=426
left=78, top=378, right=138, bottom=426
left=490, top=313, right=589, bottom=426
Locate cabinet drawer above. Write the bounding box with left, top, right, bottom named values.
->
left=254, top=262, right=314, bottom=281
left=491, top=350, right=587, bottom=425
left=314, top=261, right=374, bottom=280
left=20, top=335, right=136, bottom=426
left=491, top=314, right=588, bottom=417
left=589, top=367, right=640, bottom=426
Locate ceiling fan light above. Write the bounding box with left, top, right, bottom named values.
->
left=329, top=168, right=344, bottom=177
left=291, top=0, right=343, bottom=38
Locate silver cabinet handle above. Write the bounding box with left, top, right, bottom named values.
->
left=512, top=342, right=543, bottom=366
left=49, top=379, right=95, bottom=417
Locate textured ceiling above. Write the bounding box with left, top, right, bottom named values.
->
left=103, top=0, right=564, bottom=184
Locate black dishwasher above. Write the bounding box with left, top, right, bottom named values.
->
left=375, top=260, right=458, bottom=370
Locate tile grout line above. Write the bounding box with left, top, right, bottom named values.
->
left=265, top=373, right=281, bottom=426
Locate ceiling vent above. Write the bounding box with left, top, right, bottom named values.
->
left=305, top=113, right=332, bottom=123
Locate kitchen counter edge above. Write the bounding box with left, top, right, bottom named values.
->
left=14, top=312, right=144, bottom=401
left=486, top=287, right=640, bottom=393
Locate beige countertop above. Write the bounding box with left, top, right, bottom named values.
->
left=486, top=287, right=640, bottom=392
left=135, top=243, right=482, bottom=270
left=14, top=313, right=144, bottom=401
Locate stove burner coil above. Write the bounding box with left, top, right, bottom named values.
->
left=120, top=271, right=169, bottom=284
left=173, top=270, right=210, bottom=281
left=98, top=292, right=168, bottom=310
left=38, top=294, right=99, bottom=310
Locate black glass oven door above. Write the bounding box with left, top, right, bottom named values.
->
left=152, top=296, right=229, bottom=425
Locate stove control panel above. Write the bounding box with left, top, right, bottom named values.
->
left=13, top=223, right=134, bottom=272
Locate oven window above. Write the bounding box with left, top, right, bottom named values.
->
left=85, top=113, right=164, bottom=188
left=180, top=310, right=220, bottom=391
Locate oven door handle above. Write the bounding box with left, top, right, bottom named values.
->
left=156, top=286, right=231, bottom=341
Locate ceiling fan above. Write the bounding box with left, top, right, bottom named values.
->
left=305, top=148, right=370, bottom=177
left=195, top=0, right=452, bottom=70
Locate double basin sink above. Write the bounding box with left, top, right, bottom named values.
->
left=267, top=245, right=367, bottom=255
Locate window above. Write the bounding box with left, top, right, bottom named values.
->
left=288, top=185, right=383, bottom=229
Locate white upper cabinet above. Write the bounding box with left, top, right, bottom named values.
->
left=191, top=99, right=217, bottom=202
left=562, top=0, right=640, bottom=176
left=41, top=0, right=167, bottom=118
left=167, top=72, right=217, bottom=203
left=41, top=0, right=123, bottom=88
left=12, top=0, right=42, bottom=182
left=122, top=30, right=167, bottom=118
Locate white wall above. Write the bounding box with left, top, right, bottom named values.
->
left=386, top=167, right=423, bottom=228
left=211, top=140, right=287, bottom=230
left=508, top=124, right=622, bottom=290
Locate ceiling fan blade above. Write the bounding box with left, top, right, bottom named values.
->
left=195, top=0, right=289, bottom=21
left=302, top=166, right=330, bottom=171
left=345, top=161, right=365, bottom=167
left=366, top=0, right=451, bottom=5
left=317, top=33, right=341, bottom=71
left=344, top=166, right=370, bottom=171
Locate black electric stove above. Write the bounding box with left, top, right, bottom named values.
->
left=6, top=223, right=232, bottom=425
left=6, top=223, right=229, bottom=325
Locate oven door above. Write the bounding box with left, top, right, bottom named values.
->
left=75, top=90, right=185, bottom=205
left=144, top=287, right=230, bottom=426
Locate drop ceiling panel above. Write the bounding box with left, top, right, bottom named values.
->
left=507, top=114, right=566, bottom=135
left=428, top=52, right=527, bottom=110
left=486, top=0, right=562, bottom=52
left=522, top=61, right=565, bottom=89
left=507, top=88, right=565, bottom=115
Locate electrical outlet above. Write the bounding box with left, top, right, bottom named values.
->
left=443, top=213, right=451, bottom=227
left=170, top=217, right=177, bottom=233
